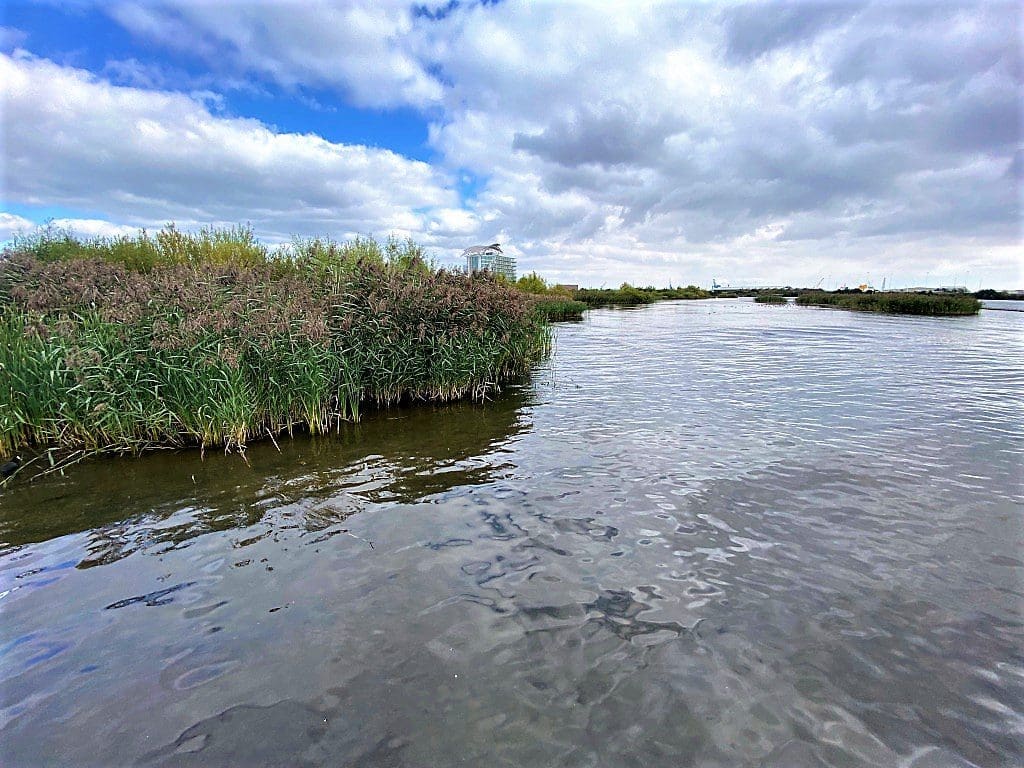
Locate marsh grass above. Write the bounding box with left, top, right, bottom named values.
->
left=1, top=226, right=549, bottom=457
left=531, top=296, right=587, bottom=321
left=795, top=291, right=981, bottom=316
left=573, top=284, right=708, bottom=307
left=754, top=294, right=787, bottom=304
left=509, top=271, right=586, bottom=320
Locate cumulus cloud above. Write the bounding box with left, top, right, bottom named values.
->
left=0, top=51, right=462, bottom=245
left=722, top=1, right=864, bottom=63
left=423, top=1, right=1021, bottom=285
left=5, top=2, right=1022, bottom=285
left=0, top=212, right=34, bottom=241
left=106, top=0, right=444, bottom=107
left=0, top=214, right=140, bottom=244
left=51, top=218, right=143, bottom=239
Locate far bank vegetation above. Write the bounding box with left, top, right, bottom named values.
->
left=795, top=290, right=981, bottom=316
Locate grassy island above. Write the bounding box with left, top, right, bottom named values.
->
left=796, top=291, right=981, bottom=316
left=573, top=284, right=708, bottom=307
left=754, top=294, right=787, bottom=304
left=0, top=225, right=550, bottom=457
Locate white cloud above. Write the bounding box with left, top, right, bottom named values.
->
left=50, top=218, right=142, bottom=239
left=418, top=1, right=1021, bottom=286
left=0, top=212, right=34, bottom=241
left=0, top=215, right=168, bottom=245
left=426, top=207, right=479, bottom=237
left=5, top=2, right=1022, bottom=287
left=106, top=0, right=443, bottom=108
left=0, top=51, right=461, bottom=246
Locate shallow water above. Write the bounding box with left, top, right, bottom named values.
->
left=2, top=298, right=1022, bottom=767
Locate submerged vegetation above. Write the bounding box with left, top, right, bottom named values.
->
left=796, top=291, right=981, bottom=316
left=754, top=294, right=787, bottom=304
left=0, top=225, right=550, bottom=458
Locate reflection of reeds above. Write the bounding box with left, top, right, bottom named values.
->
left=0, top=227, right=550, bottom=455
left=795, top=291, right=981, bottom=316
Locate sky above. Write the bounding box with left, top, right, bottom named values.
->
left=0, top=1, right=1020, bottom=288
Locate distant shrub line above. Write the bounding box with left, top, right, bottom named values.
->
left=572, top=284, right=709, bottom=307
left=511, top=271, right=587, bottom=321
left=514, top=272, right=710, bottom=315
left=795, top=291, right=981, bottom=316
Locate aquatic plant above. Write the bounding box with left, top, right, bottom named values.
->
left=754, top=294, right=787, bottom=304
left=530, top=296, right=587, bottom=321
left=573, top=284, right=708, bottom=307
left=0, top=227, right=550, bottom=456
left=795, top=291, right=981, bottom=316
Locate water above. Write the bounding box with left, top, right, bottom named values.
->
left=981, top=299, right=1024, bottom=313
left=2, top=299, right=1022, bottom=767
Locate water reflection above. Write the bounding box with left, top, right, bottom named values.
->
left=0, top=388, right=532, bottom=564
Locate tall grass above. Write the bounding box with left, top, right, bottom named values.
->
left=509, top=271, right=587, bottom=320
left=573, top=284, right=708, bottom=307
left=795, top=291, right=981, bottom=316
left=0, top=226, right=550, bottom=456
left=10, top=221, right=271, bottom=271
left=530, top=296, right=588, bottom=321
left=754, top=294, right=787, bottom=304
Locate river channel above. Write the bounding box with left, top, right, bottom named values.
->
left=2, top=299, right=1022, bottom=767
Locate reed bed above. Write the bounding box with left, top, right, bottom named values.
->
left=573, top=284, right=708, bottom=307
left=0, top=227, right=550, bottom=457
left=512, top=271, right=586, bottom=321
left=530, top=296, right=587, bottom=321
left=754, top=294, right=787, bottom=304
left=795, top=291, right=981, bottom=316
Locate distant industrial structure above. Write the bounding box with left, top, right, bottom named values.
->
left=712, top=278, right=972, bottom=294
left=889, top=286, right=969, bottom=294
left=462, top=243, right=516, bottom=282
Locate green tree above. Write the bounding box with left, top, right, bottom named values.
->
left=516, top=271, right=549, bottom=294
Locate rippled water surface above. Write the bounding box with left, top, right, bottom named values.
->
left=2, top=299, right=1023, bottom=767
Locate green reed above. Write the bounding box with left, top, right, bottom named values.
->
left=0, top=227, right=550, bottom=456
left=795, top=291, right=981, bottom=316
left=754, top=294, right=787, bottom=304
left=530, top=297, right=588, bottom=321
left=573, top=284, right=709, bottom=307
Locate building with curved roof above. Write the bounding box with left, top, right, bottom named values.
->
left=462, top=243, right=516, bottom=282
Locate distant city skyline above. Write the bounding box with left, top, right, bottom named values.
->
left=1, top=1, right=1020, bottom=288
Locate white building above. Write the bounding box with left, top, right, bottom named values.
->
left=462, top=243, right=516, bottom=282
